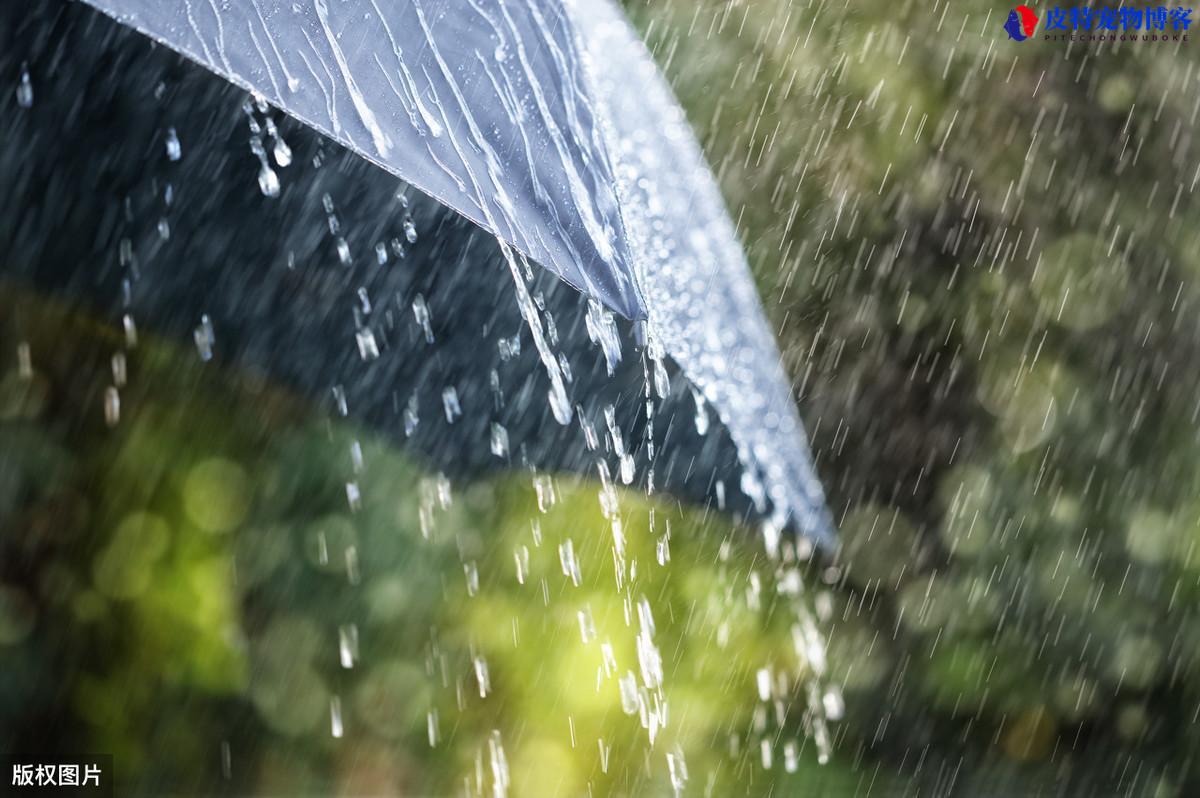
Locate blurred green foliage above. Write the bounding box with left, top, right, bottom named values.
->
left=0, top=294, right=873, bottom=795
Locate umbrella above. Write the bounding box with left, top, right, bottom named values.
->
left=1, top=0, right=833, bottom=545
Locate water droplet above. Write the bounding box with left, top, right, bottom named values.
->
left=586, top=300, right=622, bottom=374
left=122, top=315, right=138, bottom=348
left=513, top=545, right=529, bottom=584
left=111, top=353, right=127, bottom=387
left=258, top=165, right=280, bottom=197
left=331, top=384, right=348, bottom=416
left=691, top=388, right=710, bottom=435
left=578, top=605, right=596, bottom=644
left=272, top=136, right=292, bottom=167
left=426, top=710, right=439, bottom=747
left=16, top=342, right=32, bottom=379
left=498, top=334, right=521, bottom=360
left=534, top=474, right=557, bottom=512
left=103, top=387, right=120, bottom=427
left=618, top=672, right=639, bottom=714
left=667, top=749, right=688, bottom=796
left=822, top=688, right=845, bottom=720
left=490, top=423, right=509, bottom=458
left=193, top=315, right=215, bottom=361
left=441, top=387, right=462, bottom=423
left=784, top=741, right=798, bottom=773
left=473, top=655, right=490, bottom=698
left=558, top=538, right=581, bottom=586
left=338, top=624, right=358, bottom=669
left=403, top=394, right=419, bottom=436
left=16, top=63, right=33, bottom=108
left=488, top=730, right=509, bottom=796
left=412, top=294, right=434, bottom=343
left=463, top=561, right=479, bottom=596
left=329, top=696, right=344, bottom=738
left=548, top=384, right=573, bottom=425
left=352, top=326, right=376, bottom=360
left=165, top=127, right=182, bottom=161
left=756, top=668, right=772, bottom=701
left=652, top=357, right=670, bottom=398
left=619, top=454, right=635, bottom=485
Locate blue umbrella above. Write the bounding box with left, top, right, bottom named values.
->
left=5, top=0, right=833, bottom=545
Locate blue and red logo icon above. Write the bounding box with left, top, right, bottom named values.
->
left=1004, top=5, right=1040, bottom=39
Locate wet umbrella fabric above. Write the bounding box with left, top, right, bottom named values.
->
left=2, top=0, right=833, bottom=544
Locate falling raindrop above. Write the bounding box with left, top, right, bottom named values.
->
left=16, top=342, right=32, bottom=379
left=463, top=561, right=479, bottom=596
left=512, top=545, right=528, bottom=585
left=403, top=394, right=419, bottom=436
left=122, top=314, right=138, bottom=348
left=691, top=387, right=710, bottom=435
left=426, top=710, right=439, bottom=748
left=488, top=730, right=509, bottom=798
left=473, top=655, right=490, bottom=698
left=331, top=384, right=348, bottom=417
left=412, top=294, right=434, bottom=343
left=441, top=386, right=462, bottom=423
left=784, top=741, right=799, bottom=774
left=329, top=696, right=343, bottom=738
left=103, top=387, right=120, bottom=427
left=272, top=136, right=292, bottom=167
left=193, top=315, right=214, bottom=361
left=548, top=386, right=573, bottom=426
left=497, top=334, right=520, bottom=360
left=490, top=423, right=509, bottom=458
left=338, top=624, right=358, bottom=669
left=15, top=63, right=33, bottom=108
left=666, top=749, right=688, bottom=796
left=618, top=672, right=639, bottom=715
left=164, top=126, right=181, bottom=161
left=355, top=328, right=379, bottom=361
left=111, top=353, right=127, bottom=387
left=257, top=164, right=280, bottom=197
left=577, top=605, right=596, bottom=643
left=558, top=538, right=581, bottom=586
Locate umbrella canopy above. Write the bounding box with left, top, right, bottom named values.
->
left=2, top=0, right=833, bottom=545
